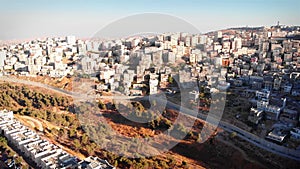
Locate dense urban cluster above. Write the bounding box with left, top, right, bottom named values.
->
left=1, top=24, right=300, bottom=162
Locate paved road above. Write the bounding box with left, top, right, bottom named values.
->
left=0, top=76, right=143, bottom=100
left=161, top=96, right=300, bottom=161
left=0, top=76, right=75, bottom=97
left=1, top=76, right=300, bottom=161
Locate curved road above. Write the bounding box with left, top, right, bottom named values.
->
left=1, top=76, right=300, bottom=161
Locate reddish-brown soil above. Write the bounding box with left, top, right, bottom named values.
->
left=87, top=107, right=266, bottom=169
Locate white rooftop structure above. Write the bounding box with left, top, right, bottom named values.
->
left=0, top=109, right=115, bottom=169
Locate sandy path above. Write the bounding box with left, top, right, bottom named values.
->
left=15, top=115, right=43, bottom=131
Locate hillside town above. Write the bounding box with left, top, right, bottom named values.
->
left=1, top=24, right=300, bottom=164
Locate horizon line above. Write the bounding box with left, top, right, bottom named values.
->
left=0, top=24, right=299, bottom=44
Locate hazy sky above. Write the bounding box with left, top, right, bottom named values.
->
left=0, top=0, right=299, bottom=40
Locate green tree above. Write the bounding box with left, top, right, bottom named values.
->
left=73, top=139, right=81, bottom=150
left=69, top=129, right=76, bottom=138
left=168, top=75, right=174, bottom=84
left=230, top=132, right=237, bottom=138
left=113, top=160, right=118, bottom=167
left=46, top=110, right=55, bottom=122
left=42, top=97, right=51, bottom=107
left=85, top=144, right=94, bottom=155
left=98, top=100, right=107, bottom=110
left=160, top=161, right=169, bottom=168
left=81, top=134, right=89, bottom=145
left=0, top=136, right=8, bottom=147
left=168, top=156, right=177, bottom=167
left=58, top=128, right=67, bottom=139
left=117, top=86, right=124, bottom=92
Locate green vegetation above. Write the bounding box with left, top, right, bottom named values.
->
left=117, top=86, right=124, bottom=92
left=167, top=75, right=174, bottom=84
left=0, top=83, right=191, bottom=169
left=0, top=83, right=70, bottom=111
left=98, top=100, right=107, bottom=110
left=170, top=123, right=188, bottom=138
left=0, top=135, right=29, bottom=168
left=126, top=102, right=174, bottom=131
left=148, top=117, right=172, bottom=130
